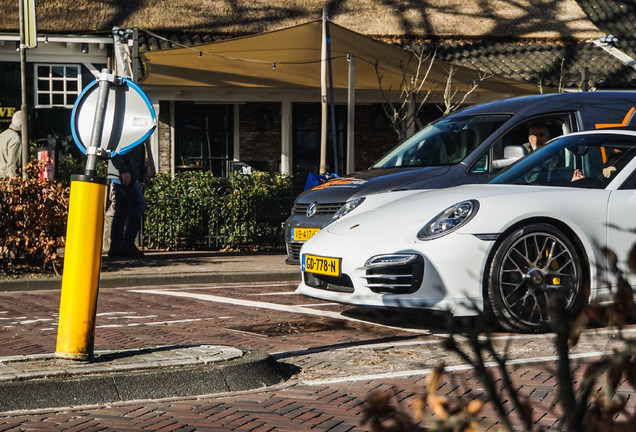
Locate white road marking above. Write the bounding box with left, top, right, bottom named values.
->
left=129, top=288, right=636, bottom=339
left=297, top=303, right=340, bottom=307
left=97, top=312, right=134, bottom=316
left=96, top=318, right=210, bottom=328
left=128, top=289, right=434, bottom=335
left=16, top=319, right=54, bottom=325
left=272, top=328, right=636, bottom=358
left=249, top=292, right=297, bottom=296
left=143, top=282, right=298, bottom=291
left=272, top=339, right=443, bottom=358
left=301, top=350, right=612, bottom=386
left=246, top=292, right=340, bottom=306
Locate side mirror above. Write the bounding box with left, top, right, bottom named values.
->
left=492, top=145, right=527, bottom=169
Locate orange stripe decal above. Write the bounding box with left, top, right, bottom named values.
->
left=311, top=179, right=358, bottom=190
left=595, top=107, right=636, bottom=129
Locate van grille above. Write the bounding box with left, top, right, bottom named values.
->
left=286, top=242, right=303, bottom=262
left=292, top=202, right=346, bottom=216
left=363, top=255, right=424, bottom=295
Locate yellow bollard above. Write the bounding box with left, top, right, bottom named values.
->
left=55, top=174, right=108, bottom=361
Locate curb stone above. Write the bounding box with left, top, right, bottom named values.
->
left=0, top=348, right=285, bottom=412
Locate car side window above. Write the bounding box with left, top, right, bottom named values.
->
left=620, top=172, right=636, bottom=190
left=469, top=114, right=573, bottom=174
left=471, top=144, right=491, bottom=173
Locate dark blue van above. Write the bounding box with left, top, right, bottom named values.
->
left=285, top=91, right=636, bottom=264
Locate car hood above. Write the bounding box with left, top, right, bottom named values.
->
left=295, top=166, right=451, bottom=204
left=323, top=184, right=607, bottom=237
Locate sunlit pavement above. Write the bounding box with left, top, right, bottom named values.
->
left=0, top=273, right=634, bottom=430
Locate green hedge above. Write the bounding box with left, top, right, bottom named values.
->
left=142, top=171, right=305, bottom=250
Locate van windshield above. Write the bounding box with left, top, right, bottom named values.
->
left=371, top=114, right=511, bottom=169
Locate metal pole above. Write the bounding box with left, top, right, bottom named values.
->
left=55, top=176, right=107, bottom=361
left=581, top=67, right=589, bottom=92
left=132, top=28, right=139, bottom=82
left=325, top=14, right=339, bottom=175
left=56, top=68, right=116, bottom=362
left=85, top=69, right=115, bottom=175
left=319, top=6, right=328, bottom=174
left=347, top=55, right=356, bottom=174
left=18, top=0, right=29, bottom=179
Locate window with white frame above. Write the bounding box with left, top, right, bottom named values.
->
left=35, top=64, right=82, bottom=108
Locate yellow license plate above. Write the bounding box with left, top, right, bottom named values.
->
left=292, top=228, right=320, bottom=242
left=302, top=254, right=341, bottom=276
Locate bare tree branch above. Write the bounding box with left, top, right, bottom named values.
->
left=375, top=50, right=436, bottom=142
left=441, top=67, right=492, bottom=116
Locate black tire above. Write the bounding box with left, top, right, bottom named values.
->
left=487, top=223, right=584, bottom=333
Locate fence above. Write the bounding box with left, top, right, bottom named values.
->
left=0, top=171, right=301, bottom=272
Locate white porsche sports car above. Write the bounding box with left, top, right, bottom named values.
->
left=296, top=129, right=636, bottom=332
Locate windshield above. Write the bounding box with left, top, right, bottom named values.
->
left=491, top=133, right=636, bottom=189
left=371, top=114, right=511, bottom=169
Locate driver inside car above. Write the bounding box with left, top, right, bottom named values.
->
left=572, top=149, right=623, bottom=182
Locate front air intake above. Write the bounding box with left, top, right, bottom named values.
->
left=304, top=272, right=354, bottom=293
left=363, top=254, right=424, bottom=294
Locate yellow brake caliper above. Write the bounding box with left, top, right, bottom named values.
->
left=547, top=249, right=560, bottom=285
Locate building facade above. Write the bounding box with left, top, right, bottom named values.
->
left=3, top=0, right=636, bottom=179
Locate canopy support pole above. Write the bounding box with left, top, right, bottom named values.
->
left=281, top=100, right=292, bottom=175
left=325, top=12, right=339, bottom=175
left=319, top=6, right=328, bottom=174
left=347, top=55, right=356, bottom=174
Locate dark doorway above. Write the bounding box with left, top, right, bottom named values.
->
left=292, top=102, right=346, bottom=175
left=175, top=102, right=234, bottom=177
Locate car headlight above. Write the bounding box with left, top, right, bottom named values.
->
left=328, top=197, right=366, bottom=225
left=418, top=200, right=479, bottom=240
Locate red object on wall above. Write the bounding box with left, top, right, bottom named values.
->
left=37, top=149, right=55, bottom=181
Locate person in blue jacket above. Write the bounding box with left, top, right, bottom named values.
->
left=107, top=142, right=150, bottom=257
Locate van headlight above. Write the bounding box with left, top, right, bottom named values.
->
left=418, top=200, right=479, bottom=240
left=328, top=197, right=365, bottom=225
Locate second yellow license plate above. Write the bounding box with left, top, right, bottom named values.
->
left=302, top=254, right=341, bottom=276
left=292, top=227, right=320, bottom=242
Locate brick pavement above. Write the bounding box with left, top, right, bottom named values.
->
left=0, top=363, right=630, bottom=431
left=0, top=281, right=634, bottom=430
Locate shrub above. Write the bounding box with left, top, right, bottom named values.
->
left=0, top=161, right=69, bottom=271
left=219, top=171, right=298, bottom=249
left=143, top=171, right=304, bottom=250
left=1, top=166, right=305, bottom=274
left=57, top=155, right=107, bottom=188
left=143, top=170, right=222, bottom=250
